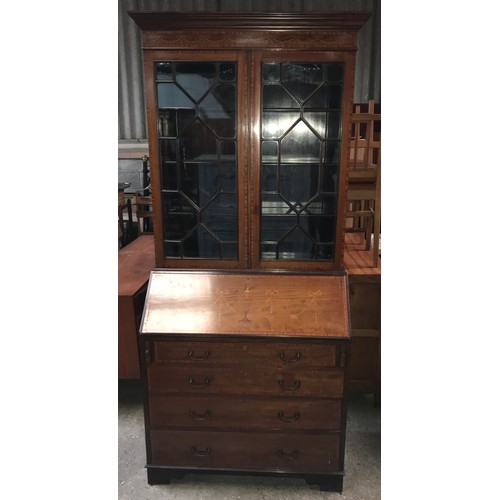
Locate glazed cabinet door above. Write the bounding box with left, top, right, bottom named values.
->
left=143, top=51, right=250, bottom=269
left=143, top=49, right=355, bottom=271
left=250, top=52, right=355, bottom=271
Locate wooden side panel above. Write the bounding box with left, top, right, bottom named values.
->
left=118, top=295, right=141, bottom=379
left=347, top=276, right=380, bottom=405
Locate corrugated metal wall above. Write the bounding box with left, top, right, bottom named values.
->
left=118, top=0, right=380, bottom=141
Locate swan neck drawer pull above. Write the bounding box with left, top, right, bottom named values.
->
left=189, top=409, right=212, bottom=420
left=188, top=377, right=211, bottom=388
left=277, top=449, right=299, bottom=460
left=279, top=351, right=302, bottom=363
left=191, top=446, right=211, bottom=457
left=278, top=379, right=301, bottom=391
left=278, top=411, right=300, bottom=422
left=188, top=350, right=211, bottom=360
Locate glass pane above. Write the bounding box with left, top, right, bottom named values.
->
left=308, top=195, right=337, bottom=215
left=221, top=243, right=237, bottom=259
left=262, top=85, right=299, bottom=109
left=160, top=162, right=177, bottom=190
left=179, top=120, right=217, bottom=161
left=304, top=84, right=342, bottom=109
left=181, top=163, right=218, bottom=209
left=301, top=215, right=336, bottom=243
left=262, top=141, right=278, bottom=162
left=219, top=63, right=236, bottom=81
left=181, top=226, right=209, bottom=258
left=157, top=108, right=196, bottom=139
left=279, top=227, right=315, bottom=260
left=317, top=244, right=334, bottom=260
left=324, top=141, right=340, bottom=164
left=221, top=140, right=236, bottom=161
left=176, top=109, right=197, bottom=136
left=159, top=139, right=176, bottom=162
left=157, top=83, right=195, bottom=109
left=321, top=164, right=339, bottom=194
left=261, top=214, right=296, bottom=242
left=261, top=242, right=278, bottom=260
left=203, top=194, right=238, bottom=242
left=282, top=63, right=323, bottom=103
left=325, top=63, right=344, bottom=82
left=204, top=193, right=237, bottom=217
left=281, top=121, right=320, bottom=163
left=184, top=227, right=219, bottom=258
left=260, top=61, right=344, bottom=262
left=163, top=193, right=198, bottom=240
left=220, top=163, right=237, bottom=192
left=262, top=111, right=298, bottom=139
left=199, top=83, right=236, bottom=138
left=261, top=164, right=278, bottom=192
left=158, top=110, right=177, bottom=137
left=156, top=62, right=173, bottom=81
left=279, top=164, right=319, bottom=206
left=157, top=60, right=239, bottom=261
left=164, top=241, right=181, bottom=257
left=262, top=63, right=280, bottom=82
left=261, top=194, right=293, bottom=215
left=175, top=62, right=217, bottom=102
left=303, top=111, right=341, bottom=139
left=204, top=212, right=237, bottom=242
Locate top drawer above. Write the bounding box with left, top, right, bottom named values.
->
left=149, top=339, right=340, bottom=368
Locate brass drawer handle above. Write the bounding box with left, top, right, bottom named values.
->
left=188, top=377, right=211, bottom=388
left=277, top=449, right=299, bottom=460
left=278, top=379, right=301, bottom=391
left=279, top=351, right=302, bottom=363
left=278, top=411, right=300, bottom=422
left=188, top=350, right=211, bottom=361
left=189, top=409, right=212, bottom=420
left=191, top=446, right=211, bottom=457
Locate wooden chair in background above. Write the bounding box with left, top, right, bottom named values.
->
left=119, top=198, right=134, bottom=248
left=346, top=100, right=381, bottom=267
left=134, top=185, right=154, bottom=236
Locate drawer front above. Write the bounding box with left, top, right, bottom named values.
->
left=149, top=430, right=341, bottom=473
left=148, top=395, right=343, bottom=431
left=152, top=340, right=338, bottom=368
left=147, top=365, right=344, bottom=398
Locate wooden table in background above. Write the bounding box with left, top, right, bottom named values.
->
left=344, top=233, right=381, bottom=407
left=118, top=235, right=155, bottom=379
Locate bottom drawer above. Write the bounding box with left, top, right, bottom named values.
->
left=149, top=430, right=341, bottom=473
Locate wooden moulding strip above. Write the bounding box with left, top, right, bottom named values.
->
left=351, top=328, right=380, bottom=338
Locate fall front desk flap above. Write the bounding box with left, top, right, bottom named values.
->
left=140, top=271, right=350, bottom=338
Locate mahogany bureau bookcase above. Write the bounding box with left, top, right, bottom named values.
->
left=129, top=11, right=370, bottom=493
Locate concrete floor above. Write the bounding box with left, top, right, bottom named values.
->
left=118, top=380, right=380, bottom=500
